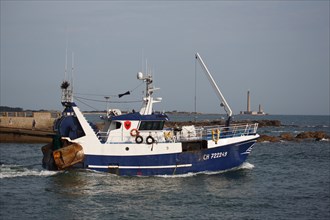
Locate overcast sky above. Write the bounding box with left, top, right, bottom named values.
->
left=1, top=1, right=329, bottom=115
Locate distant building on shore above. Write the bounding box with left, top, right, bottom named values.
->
left=240, top=91, right=267, bottom=115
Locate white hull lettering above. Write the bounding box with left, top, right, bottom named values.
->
left=203, top=152, right=228, bottom=160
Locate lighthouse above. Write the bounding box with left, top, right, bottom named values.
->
left=240, top=90, right=267, bottom=115
left=247, top=90, right=251, bottom=113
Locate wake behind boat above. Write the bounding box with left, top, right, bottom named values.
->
left=41, top=53, right=259, bottom=176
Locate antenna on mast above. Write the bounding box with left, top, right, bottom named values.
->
left=64, top=28, right=69, bottom=80
left=61, top=30, right=73, bottom=104
left=71, top=52, right=74, bottom=92
left=64, top=44, right=68, bottom=80
left=194, top=57, right=197, bottom=121
left=141, top=49, right=144, bottom=74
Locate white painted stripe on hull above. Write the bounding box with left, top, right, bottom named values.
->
left=88, top=164, right=192, bottom=169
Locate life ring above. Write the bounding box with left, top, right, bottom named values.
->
left=146, top=136, right=155, bottom=145
left=130, top=128, right=139, bottom=137
left=135, top=135, right=143, bottom=144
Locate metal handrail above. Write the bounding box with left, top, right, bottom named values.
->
left=96, top=123, right=258, bottom=144
left=201, top=123, right=258, bottom=139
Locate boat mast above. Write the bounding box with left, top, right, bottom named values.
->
left=137, top=71, right=161, bottom=115
left=61, top=46, right=73, bottom=105
left=195, top=53, right=233, bottom=125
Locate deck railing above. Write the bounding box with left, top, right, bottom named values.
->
left=176, top=123, right=258, bottom=142
left=95, top=123, right=258, bottom=144
left=201, top=123, right=258, bottom=140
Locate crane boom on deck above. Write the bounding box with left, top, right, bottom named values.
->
left=195, top=53, right=232, bottom=125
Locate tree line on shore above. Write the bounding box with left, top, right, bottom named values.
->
left=0, top=106, right=53, bottom=113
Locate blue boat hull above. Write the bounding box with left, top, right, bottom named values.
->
left=83, top=139, right=257, bottom=176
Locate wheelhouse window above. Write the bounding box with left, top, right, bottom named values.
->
left=139, top=121, right=165, bottom=130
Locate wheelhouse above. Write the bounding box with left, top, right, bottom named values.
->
left=98, top=112, right=169, bottom=143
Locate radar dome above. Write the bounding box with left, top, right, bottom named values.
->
left=137, top=72, right=144, bottom=80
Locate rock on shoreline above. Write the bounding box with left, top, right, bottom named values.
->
left=258, top=131, right=329, bottom=142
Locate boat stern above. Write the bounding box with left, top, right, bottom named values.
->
left=41, top=136, right=85, bottom=171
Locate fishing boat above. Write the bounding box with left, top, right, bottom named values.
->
left=41, top=53, right=259, bottom=176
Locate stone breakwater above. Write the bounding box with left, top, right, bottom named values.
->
left=0, top=111, right=59, bottom=143
left=0, top=127, right=54, bottom=143
left=0, top=111, right=60, bottom=130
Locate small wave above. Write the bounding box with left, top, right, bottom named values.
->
left=319, top=138, right=329, bottom=142
left=155, top=162, right=255, bottom=178
left=198, top=162, right=255, bottom=175
left=270, top=130, right=287, bottom=133
left=0, top=164, right=58, bottom=179
left=306, top=125, right=329, bottom=128
left=155, top=172, right=198, bottom=178
left=239, top=162, right=255, bottom=170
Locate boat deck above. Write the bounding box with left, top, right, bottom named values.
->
left=96, top=123, right=258, bottom=144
